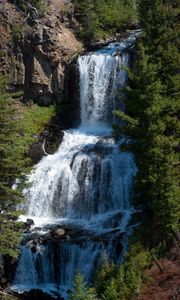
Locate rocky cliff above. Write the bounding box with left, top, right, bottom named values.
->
left=0, top=0, right=83, bottom=105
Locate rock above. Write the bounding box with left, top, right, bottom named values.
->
left=29, top=142, right=44, bottom=164
left=26, top=218, right=35, bottom=226
left=23, top=226, right=31, bottom=234
left=31, top=245, right=37, bottom=253
left=0, top=1, right=21, bottom=75
left=0, top=277, right=8, bottom=288
left=29, top=131, right=64, bottom=164
left=26, top=238, right=42, bottom=253
left=21, top=3, right=83, bottom=105
left=53, top=228, right=66, bottom=238
left=16, top=288, right=64, bottom=300
left=0, top=255, right=4, bottom=279
left=65, top=234, right=71, bottom=242
left=0, top=0, right=83, bottom=105
left=24, top=218, right=34, bottom=233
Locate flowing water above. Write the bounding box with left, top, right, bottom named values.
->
left=12, top=31, right=139, bottom=299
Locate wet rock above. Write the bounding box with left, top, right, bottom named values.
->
left=23, top=226, right=31, bottom=234
left=31, top=245, right=37, bottom=254
left=103, top=212, right=122, bottom=229
left=64, top=234, right=71, bottom=242
left=29, top=131, right=64, bottom=164
left=17, top=289, right=64, bottom=300
left=26, top=218, right=35, bottom=226
left=0, top=255, right=4, bottom=280
left=0, top=277, right=8, bottom=288
left=26, top=239, right=42, bottom=253
left=53, top=228, right=66, bottom=238
left=23, top=218, right=35, bottom=233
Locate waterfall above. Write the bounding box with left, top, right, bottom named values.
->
left=12, top=31, right=139, bottom=299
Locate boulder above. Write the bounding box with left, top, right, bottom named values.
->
left=26, top=218, right=35, bottom=226
left=0, top=277, right=8, bottom=288
left=53, top=228, right=66, bottom=238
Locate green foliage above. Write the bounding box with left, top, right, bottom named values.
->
left=94, top=244, right=150, bottom=300
left=0, top=77, right=55, bottom=258
left=94, top=262, right=117, bottom=296
left=74, top=0, right=137, bottom=42
left=69, top=273, right=98, bottom=300
left=15, top=0, right=48, bottom=16
left=102, top=278, right=119, bottom=300
left=11, top=25, right=23, bottom=42
left=115, top=0, right=180, bottom=242
left=0, top=77, right=24, bottom=258
left=14, top=102, right=55, bottom=164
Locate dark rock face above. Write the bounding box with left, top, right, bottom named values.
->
left=0, top=1, right=23, bottom=76
left=62, top=61, right=80, bottom=128
left=22, top=18, right=82, bottom=105
left=14, top=289, right=64, bottom=300
left=0, top=1, right=83, bottom=106
left=29, top=130, right=64, bottom=164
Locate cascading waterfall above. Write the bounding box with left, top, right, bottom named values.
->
left=12, top=31, right=139, bottom=299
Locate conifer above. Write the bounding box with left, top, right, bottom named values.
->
left=69, top=273, right=98, bottom=300
left=116, top=0, right=180, bottom=241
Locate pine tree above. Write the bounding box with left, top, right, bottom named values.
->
left=102, top=278, right=119, bottom=300
left=69, top=273, right=98, bottom=300
left=0, top=76, right=24, bottom=258
left=115, top=0, right=180, bottom=242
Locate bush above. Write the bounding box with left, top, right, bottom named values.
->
left=15, top=0, right=48, bottom=16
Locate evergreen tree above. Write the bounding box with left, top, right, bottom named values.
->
left=0, top=76, right=24, bottom=258
left=69, top=273, right=98, bottom=300
left=102, top=278, right=119, bottom=300
left=115, top=0, right=180, bottom=242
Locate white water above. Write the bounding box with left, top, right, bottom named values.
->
left=12, top=31, right=139, bottom=298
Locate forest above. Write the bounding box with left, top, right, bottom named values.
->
left=0, top=0, right=179, bottom=299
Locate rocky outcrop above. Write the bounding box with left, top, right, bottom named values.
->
left=0, top=0, right=83, bottom=105
left=22, top=2, right=82, bottom=105
left=0, top=1, right=21, bottom=75
left=29, top=129, right=64, bottom=164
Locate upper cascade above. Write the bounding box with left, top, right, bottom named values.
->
left=78, top=29, right=141, bottom=131
left=78, top=53, right=128, bottom=130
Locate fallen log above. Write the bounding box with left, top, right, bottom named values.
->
left=152, top=254, right=164, bottom=273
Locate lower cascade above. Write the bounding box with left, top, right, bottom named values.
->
left=12, top=32, right=139, bottom=299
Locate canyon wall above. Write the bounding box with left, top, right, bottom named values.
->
left=0, top=0, right=83, bottom=105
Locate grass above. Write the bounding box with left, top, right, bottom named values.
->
left=10, top=94, right=56, bottom=165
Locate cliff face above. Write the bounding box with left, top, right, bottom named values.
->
left=0, top=0, right=21, bottom=74
left=0, top=0, right=83, bottom=105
